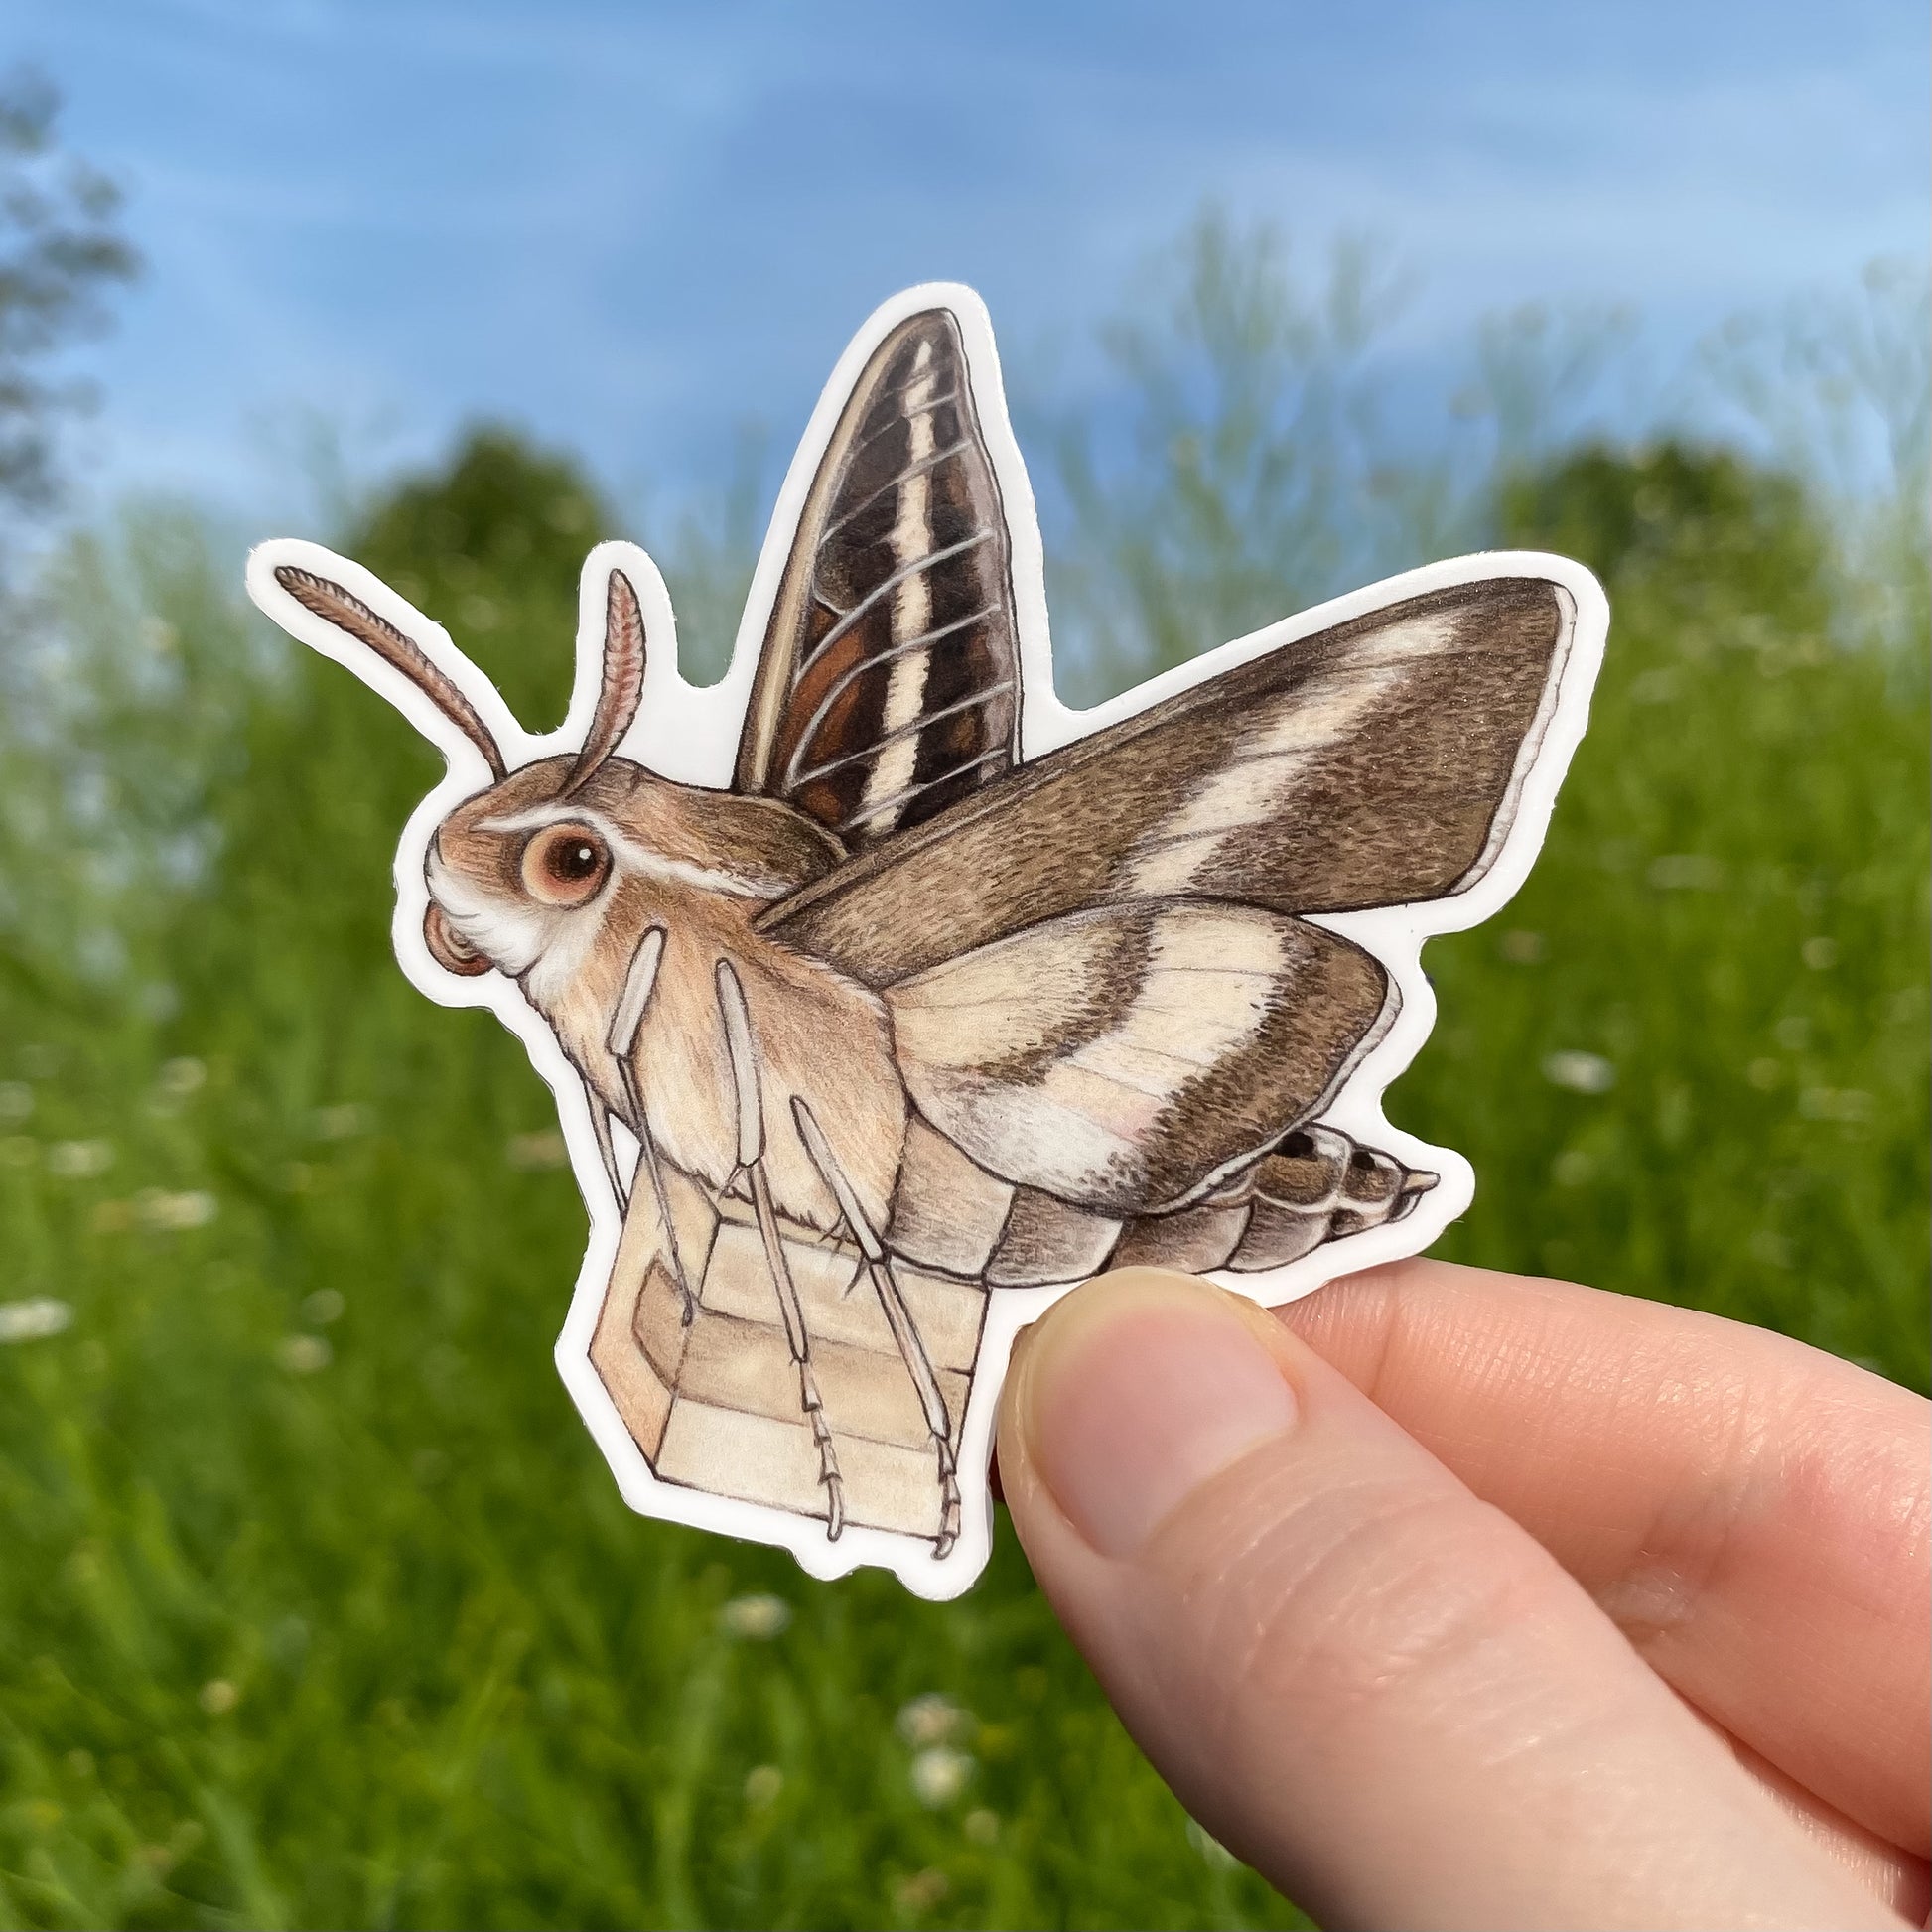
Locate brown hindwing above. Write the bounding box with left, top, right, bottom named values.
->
left=885, top=901, right=1394, bottom=1219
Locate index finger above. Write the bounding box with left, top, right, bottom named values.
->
left=1277, top=1260, right=1931, bottom=1855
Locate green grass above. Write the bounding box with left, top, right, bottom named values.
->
left=0, top=403, right=1924, bottom=1926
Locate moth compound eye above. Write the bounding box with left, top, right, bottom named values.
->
left=522, top=823, right=612, bottom=907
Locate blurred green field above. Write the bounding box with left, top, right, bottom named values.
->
left=0, top=250, right=1925, bottom=1929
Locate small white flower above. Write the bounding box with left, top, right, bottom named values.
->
left=909, top=1746, right=973, bottom=1808
left=892, top=1869, right=950, bottom=1912
left=311, top=1103, right=371, bottom=1141
left=718, top=1593, right=791, bottom=1640
left=0, top=1298, right=72, bottom=1343
left=0, top=1080, right=32, bottom=1125
left=1646, top=854, right=1725, bottom=892
left=277, top=1334, right=333, bottom=1374
left=1551, top=1149, right=1595, bottom=1188
left=138, top=1189, right=217, bottom=1232
left=157, top=1057, right=207, bottom=1098
left=198, top=1679, right=239, bottom=1715
left=963, top=1808, right=1000, bottom=1846
left=1798, top=1088, right=1872, bottom=1124
left=1543, top=1051, right=1616, bottom=1095
left=896, top=1693, right=970, bottom=1748
left=506, top=1129, right=568, bottom=1171
left=47, top=1139, right=115, bottom=1178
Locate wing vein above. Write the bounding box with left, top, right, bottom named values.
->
left=836, top=743, right=1010, bottom=836
left=817, top=438, right=976, bottom=545
left=778, top=603, right=1001, bottom=789
left=791, top=680, right=1017, bottom=788
left=795, top=530, right=996, bottom=682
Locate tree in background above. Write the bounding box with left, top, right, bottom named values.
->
left=1046, top=211, right=1421, bottom=693
left=0, top=68, right=138, bottom=560
left=1043, top=208, right=1923, bottom=704
left=351, top=426, right=607, bottom=733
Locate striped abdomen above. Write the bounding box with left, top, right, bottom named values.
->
left=884, top=1118, right=1438, bottom=1289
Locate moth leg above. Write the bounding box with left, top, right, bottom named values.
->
left=607, top=926, right=696, bottom=1325
left=716, top=961, right=846, bottom=1542
left=792, top=1098, right=960, bottom=1560
left=586, top=1097, right=627, bottom=1211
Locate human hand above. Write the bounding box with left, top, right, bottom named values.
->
left=995, top=1262, right=1930, bottom=1930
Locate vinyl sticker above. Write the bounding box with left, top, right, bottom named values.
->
left=246, top=285, right=1607, bottom=1599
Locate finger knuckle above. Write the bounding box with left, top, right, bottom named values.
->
left=1173, top=1467, right=1555, bottom=1758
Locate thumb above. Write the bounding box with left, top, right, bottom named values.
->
left=996, top=1268, right=1900, bottom=1932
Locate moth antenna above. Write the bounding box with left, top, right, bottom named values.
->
left=273, top=565, right=507, bottom=779
left=564, top=568, right=647, bottom=796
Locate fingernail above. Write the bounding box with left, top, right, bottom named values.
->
left=1019, top=1270, right=1299, bottom=1557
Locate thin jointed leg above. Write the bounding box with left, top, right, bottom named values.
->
left=793, top=1099, right=960, bottom=1558
left=716, top=962, right=846, bottom=1540
left=607, top=925, right=697, bottom=1323
left=588, top=1099, right=628, bottom=1212
left=615, top=1065, right=697, bottom=1325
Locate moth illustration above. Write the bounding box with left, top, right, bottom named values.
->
left=247, top=284, right=1605, bottom=1598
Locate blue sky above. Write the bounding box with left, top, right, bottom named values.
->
left=12, top=0, right=1929, bottom=531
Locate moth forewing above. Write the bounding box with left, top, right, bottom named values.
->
left=244, top=281, right=1605, bottom=1601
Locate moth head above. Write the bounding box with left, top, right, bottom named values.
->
left=424, top=565, right=648, bottom=981
left=423, top=756, right=640, bottom=980
left=268, top=559, right=649, bottom=984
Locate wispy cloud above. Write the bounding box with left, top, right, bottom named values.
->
left=12, top=0, right=1927, bottom=524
